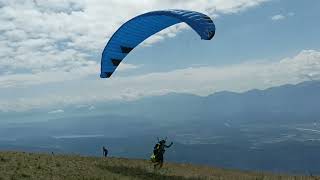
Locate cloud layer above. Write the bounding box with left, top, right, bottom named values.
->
left=1, top=49, right=320, bottom=112
left=0, top=0, right=269, bottom=86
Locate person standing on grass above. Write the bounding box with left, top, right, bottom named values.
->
left=153, top=139, right=173, bottom=169
left=102, top=146, right=108, bottom=157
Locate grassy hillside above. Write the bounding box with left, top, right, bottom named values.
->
left=0, top=151, right=318, bottom=180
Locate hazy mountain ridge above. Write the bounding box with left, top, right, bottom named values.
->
left=2, top=80, right=320, bottom=123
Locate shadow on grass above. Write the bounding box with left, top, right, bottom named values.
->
left=97, top=164, right=202, bottom=180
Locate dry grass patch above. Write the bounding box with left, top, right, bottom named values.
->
left=0, top=151, right=318, bottom=180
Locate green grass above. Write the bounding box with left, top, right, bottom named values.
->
left=0, top=151, right=318, bottom=180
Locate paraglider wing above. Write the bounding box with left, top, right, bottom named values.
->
left=100, top=9, right=216, bottom=78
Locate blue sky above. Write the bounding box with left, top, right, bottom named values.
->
left=0, top=0, right=319, bottom=112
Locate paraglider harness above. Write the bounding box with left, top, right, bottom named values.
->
left=150, top=137, right=173, bottom=163
left=151, top=143, right=160, bottom=163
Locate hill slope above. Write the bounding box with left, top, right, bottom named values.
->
left=0, top=152, right=318, bottom=180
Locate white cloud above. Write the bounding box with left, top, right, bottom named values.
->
left=1, top=49, right=320, bottom=112
left=48, top=109, right=64, bottom=114
left=117, top=63, right=141, bottom=72
left=0, top=61, right=140, bottom=88
left=0, top=63, right=98, bottom=88
left=271, top=12, right=294, bottom=21
left=271, top=14, right=285, bottom=21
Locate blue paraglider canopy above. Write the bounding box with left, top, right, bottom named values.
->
left=100, top=9, right=216, bottom=78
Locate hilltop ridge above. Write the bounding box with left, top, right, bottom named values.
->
left=0, top=151, right=318, bottom=180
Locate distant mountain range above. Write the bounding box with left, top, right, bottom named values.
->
left=92, top=80, right=320, bottom=124
left=2, top=80, right=320, bottom=126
